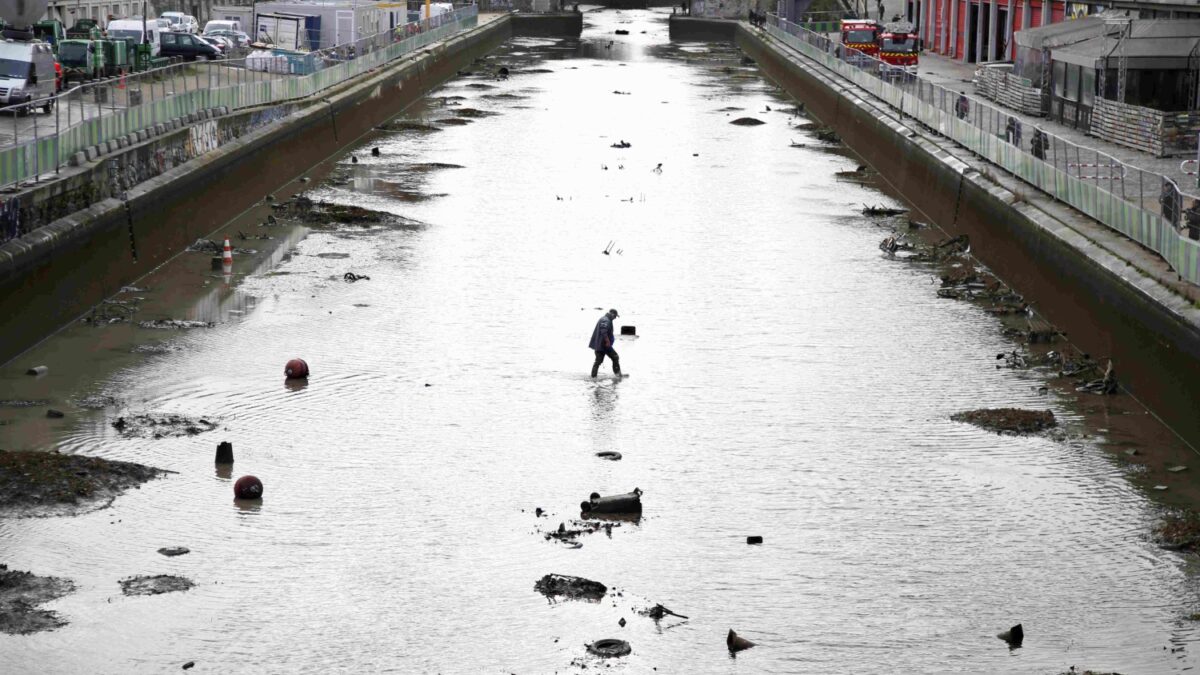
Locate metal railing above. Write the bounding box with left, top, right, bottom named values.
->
left=765, top=14, right=1200, bottom=286
left=0, top=5, right=479, bottom=195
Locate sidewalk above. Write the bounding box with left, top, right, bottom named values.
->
left=916, top=51, right=1193, bottom=188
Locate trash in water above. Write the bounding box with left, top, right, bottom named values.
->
left=343, top=272, right=371, bottom=282
left=586, top=638, right=631, bottom=657
left=111, top=414, right=218, bottom=439
left=580, top=488, right=642, bottom=515
left=534, top=573, right=607, bottom=601
left=861, top=204, right=907, bottom=217
left=157, top=547, right=190, bottom=557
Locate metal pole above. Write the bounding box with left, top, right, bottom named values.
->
left=55, top=92, right=60, bottom=174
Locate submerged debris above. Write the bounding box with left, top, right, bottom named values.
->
left=1155, top=511, right=1200, bottom=552
left=0, top=449, right=167, bottom=516
left=157, top=547, right=190, bottom=557
left=587, top=639, right=631, bottom=658
left=730, top=117, right=765, bottom=126
left=862, top=204, right=907, bottom=217
left=640, top=603, right=689, bottom=621
left=138, top=319, right=214, bottom=330
left=814, top=127, right=841, bottom=143
left=951, top=408, right=1056, bottom=435
left=376, top=120, right=442, bottom=133
left=542, top=518, right=624, bottom=548
left=535, top=574, right=607, bottom=601
left=1077, top=360, right=1119, bottom=395
left=0, top=399, right=50, bottom=408
left=275, top=196, right=394, bottom=226
left=186, top=239, right=222, bottom=254
left=111, top=414, right=218, bottom=439
left=0, top=565, right=75, bottom=634
left=343, top=272, right=370, bottom=282
left=610, top=140, right=632, bottom=148
left=119, top=575, right=195, bottom=597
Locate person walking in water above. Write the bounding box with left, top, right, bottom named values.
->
left=589, top=309, right=621, bottom=378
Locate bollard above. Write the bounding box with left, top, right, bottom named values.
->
left=210, top=256, right=223, bottom=271
left=581, top=488, right=642, bottom=514
left=285, top=358, right=309, bottom=379
left=620, top=325, right=636, bottom=335
left=215, top=441, right=234, bottom=464
left=234, top=475, right=263, bottom=499
left=727, top=629, right=755, bottom=652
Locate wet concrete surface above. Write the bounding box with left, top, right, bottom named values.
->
left=3, top=7, right=1200, bottom=673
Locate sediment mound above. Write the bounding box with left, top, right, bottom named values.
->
left=951, top=408, right=1056, bottom=435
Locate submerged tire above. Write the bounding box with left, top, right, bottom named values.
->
left=586, top=639, right=631, bottom=658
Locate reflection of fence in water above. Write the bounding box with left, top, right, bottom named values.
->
left=766, top=13, right=1200, bottom=285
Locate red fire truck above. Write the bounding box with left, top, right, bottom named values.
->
left=878, top=21, right=920, bottom=75
left=840, top=19, right=880, bottom=59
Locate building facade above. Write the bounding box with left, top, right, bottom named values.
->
left=42, top=0, right=215, bottom=28
left=912, top=0, right=1200, bottom=64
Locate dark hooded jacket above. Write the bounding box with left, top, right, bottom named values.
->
left=589, top=314, right=615, bottom=352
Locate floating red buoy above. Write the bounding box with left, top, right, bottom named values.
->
left=285, top=358, right=309, bottom=379
left=234, top=475, right=263, bottom=500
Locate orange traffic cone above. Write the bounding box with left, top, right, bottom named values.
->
left=222, top=238, right=233, bottom=266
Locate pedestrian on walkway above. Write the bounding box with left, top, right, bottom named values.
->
left=1030, top=128, right=1048, bottom=160
left=589, top=309, right=622, bottom=378
left=876, top=0, right=884, bottom=21
left=955, top=91, right=970, bottom=120
left=1005, top=115, right=1022, bottom=147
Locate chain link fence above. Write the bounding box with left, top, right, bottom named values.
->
left=766, top=13, right=1200, bottom=285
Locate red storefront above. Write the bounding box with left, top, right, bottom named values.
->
left=915, top=0, right=1068, bottom=63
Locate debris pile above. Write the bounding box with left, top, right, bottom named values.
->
left=0, top=449, right=166, bottom=515
left=138, top=319, right=214, bottom=330
left=111, top=414, right=218, bottom=439
left=534, top=574, right=607, bottom=601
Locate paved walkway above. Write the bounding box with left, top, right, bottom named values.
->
left=916, top=50, right=1193, bottom=188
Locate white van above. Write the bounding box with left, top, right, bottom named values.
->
left=0, top=40, right=57, bottom=112
left=107, top=19, right=162, bottom=57
left=203, top=19, right=242, bottom=35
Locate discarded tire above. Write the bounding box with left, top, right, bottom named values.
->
left=285, top=358, right=309, bottom=379
left=586, top=639, right=631, bottom=658
left=581, top=488, right=642, bottom=514
left=595, top=451, right=622, bottom=461
left=233, top=475, right=263, bottom=499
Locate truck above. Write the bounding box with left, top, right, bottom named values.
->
left=57, top=38, right=105, bottom=84
left=100, top=38, right=130, bottom=76
left=66, top=18, right=101, bottom=40
left=840, top=18, right=880, bottom=62
left=877, top=21, right=919, bottom=76
left=32, top=19, right=64, bottom=49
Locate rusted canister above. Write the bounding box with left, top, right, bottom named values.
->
left=285, top=358, right=309, bottom=379
left=234, top=475, right=263, bottom=499
left=581, top=488, right=643, bottom=514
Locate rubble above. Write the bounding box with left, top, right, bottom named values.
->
left=138, top=319, right=214, bottom=330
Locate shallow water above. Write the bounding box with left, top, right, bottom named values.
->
left=3, top=9, right=1200, bottom=673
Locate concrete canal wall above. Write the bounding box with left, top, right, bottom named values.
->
left=0, top=13, right=582, bottom=364
left=716, top=19, right=1200, bottom=444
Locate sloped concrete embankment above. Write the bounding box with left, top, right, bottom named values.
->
left=0, top=15, right=580, bottom=364
left=732, top=22, right=1200, bottom=446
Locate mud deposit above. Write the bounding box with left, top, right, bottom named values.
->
left=951, top=408, right=1057, bottom=435
left=119, top=575, right=195, bottom=596
left=0, top=450, right=166, bottom=516
left=0, top=565, right=75, bottom=634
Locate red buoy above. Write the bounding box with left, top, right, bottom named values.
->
left=234, top=475, right=263, bottom=499
left=285, top=358, right=309, bottom=379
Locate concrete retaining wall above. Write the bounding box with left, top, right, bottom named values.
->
left=735, top=24, right=1200, bottom=445
left=0, top=14, right=580, bottom=363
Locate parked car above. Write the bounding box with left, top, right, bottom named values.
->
left=203, top=19, right=242, bottom=36
left=198, top=35, right=229, bottom=55
left=207, top=29, right=249, bottom=49
left=159, top=32, right=222, bottom=61
left=161, top=12, right=199, bottom=34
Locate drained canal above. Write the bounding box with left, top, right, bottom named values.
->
left=3, top=8, right=1200, bottom=673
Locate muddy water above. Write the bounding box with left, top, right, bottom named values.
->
left=4, top=9, right=1200, bottom=673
